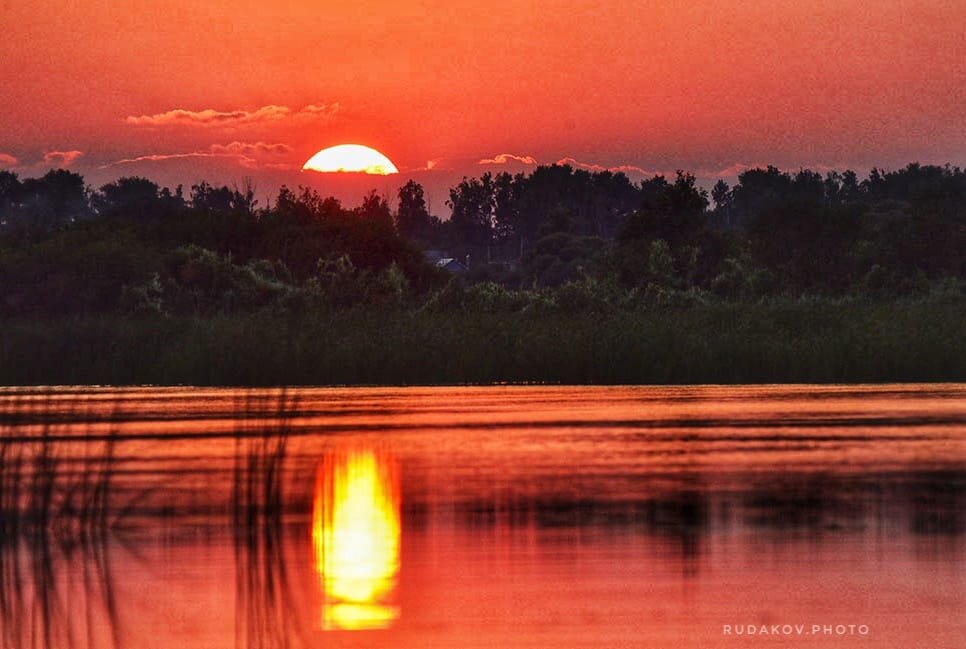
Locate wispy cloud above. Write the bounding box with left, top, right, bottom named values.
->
left=262, top=162, right=302, bottom=171
left=103, top=152, right=239, bottom=168
left=43, top=150, right=84, bottom=168
left=300, top=103, right=340, bottom=116
left=555, top=157, right=656, bottom=176
left=479, top=153, right=538, bottom=165
left=478, top=153, right=655, bottom=176
left=406, top=158, right=442, bottom=172
left=124, top=103, right=340, bottom=127
left=102, top=142, right=293, bottom=169
left=0, top=153, right=17, bottom=168
left=208, top=141, right=294, bottom=156
left=125, top=106, right=287, bottom=126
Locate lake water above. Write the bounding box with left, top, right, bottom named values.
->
left=0, top=384, right=963, bottom=648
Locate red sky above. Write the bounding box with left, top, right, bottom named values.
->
left=1, top=0, right=964, bottom=209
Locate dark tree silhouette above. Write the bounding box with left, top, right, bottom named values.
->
left=396, top=180, right=437, bottom=242
left=191, top=181, right=256, bottom=216
left=730, top=166, right=792, bottom=226
left=619, top=172, right=708, bottom=246
left=447, top=173, right=495, bottom=250
left=96, top=176, right=162, bottom=220
left=491, top=171, right=520, bottom=245
left=0, top=171, right=22, bottom=221
left=16, top=169, right=90, bottom=230
left=711, top=179, right=733, bottom=226
left=0, top=162, right=963, bottom=319
left=356, top=190, right=393, bottom=229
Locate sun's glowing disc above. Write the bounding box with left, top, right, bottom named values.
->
left=312, top=447, right=401, bottom=631
left=302, top=144, right=399, bottom=175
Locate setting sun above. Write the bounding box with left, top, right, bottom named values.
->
left=302, top=144, right=399, bottom=175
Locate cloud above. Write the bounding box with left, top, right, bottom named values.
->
left=43, top=150, right=84, bottom=168
left=476, top=153, right=656, bottom=176
left=262, top=162, right=302, bottom=171
left=555, top=157, right=656, bottom=176
left=102, top=152, right=240, bottom=168
left=125, top=105, right=289, bottom=126
left=299, top=102, right=341, bottom=116
left=102, top=141, right=293, bottom=170
left=208, top=141, right=293, bottom=156
left=406, top=158, right=441, bottom=172
left=478, top=153, right=538, bottom=165
left=125, top=103, right=340, bottom=127
left=0, top=153, right=17, bottom=168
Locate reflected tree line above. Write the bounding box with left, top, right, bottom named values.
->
left=0, top=162, right=963, bottom=319
left=444, top=471, right=965, bottom=535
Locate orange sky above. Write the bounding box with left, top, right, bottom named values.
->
left=1, top=0, right=964, bottom=207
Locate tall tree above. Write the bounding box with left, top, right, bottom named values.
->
left=447, top=173, right=495, bottom=249
left=0, top=170, right=22, bottom=223
left=19, top=169, right=90, bottom=230
left=619, top=172, right=708, bottom=246
left=356, top=190, right=394, bottom=230
left=492, top=171, right=521, bottom=243
left=730, top=166, right=792, bottom=225
left=96, top=176, right=161, bottom=220
left=711, top=179, right=733, bottom=225
left=396, top=180, right=435, bottom=242
left=191, top=181, right=257, bottom=216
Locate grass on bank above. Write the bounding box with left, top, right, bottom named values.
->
left=0, top=296, right=963, bottom=386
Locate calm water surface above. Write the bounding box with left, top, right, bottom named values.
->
left=0, top=384, right=963, bottom=648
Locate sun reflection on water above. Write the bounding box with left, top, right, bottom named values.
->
left=312, top=447, right=401, bottom=630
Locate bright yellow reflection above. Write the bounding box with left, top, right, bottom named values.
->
left=313, top=447, right=400, bottom=630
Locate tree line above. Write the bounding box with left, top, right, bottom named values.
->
left=0, top=162, right=963, bottom=318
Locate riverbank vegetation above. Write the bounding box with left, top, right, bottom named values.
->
left=1, top=298, right=962, bottom=385
left=0, top=163, right=962, bottom=385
